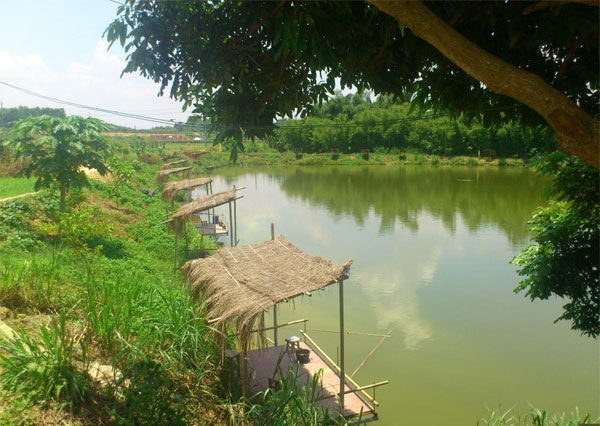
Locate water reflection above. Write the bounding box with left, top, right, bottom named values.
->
left=221, top=165, right=549, bottom=246
left=212, top=165, right=597, bottom=424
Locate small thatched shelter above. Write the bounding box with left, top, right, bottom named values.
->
left=156, top=166, right=192, bottom=184
left=161, top=159, right=188, bottom=170
left=161, top=177, right=213, bottom=203
left=168, top=188, right=238, bottom=235
left=182, top=234, right=352, bottom=398
left=182, top=235, right=351, bottom=331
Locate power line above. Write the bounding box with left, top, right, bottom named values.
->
left=0, top=80, right=523, bottom=133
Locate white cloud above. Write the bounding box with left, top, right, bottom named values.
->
left=0, top=41, right=190, bottom=128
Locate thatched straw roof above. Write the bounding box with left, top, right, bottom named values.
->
left=168, top=188, right=238, bottom=234
left=161, top=159, right=188, bottom=170
left=156, top=166, right=192, bottom=184
left=161, top=177, right=213, bottom=202
left=182, top=235, right=352, bottom=333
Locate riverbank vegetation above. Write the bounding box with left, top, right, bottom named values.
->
left=0, top=120, right=597, bottom=424
left=272, top=93, right=556, bottom=158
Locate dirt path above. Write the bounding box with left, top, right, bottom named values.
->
left=0, top=191, right=38, bottom=203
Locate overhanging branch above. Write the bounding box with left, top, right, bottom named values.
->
left=368, top=0, right=599, bottom=168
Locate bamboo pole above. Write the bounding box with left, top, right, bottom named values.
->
left=229, top=318, right=308, bottom=336
left=307, top=328, right=391, bottom=338
left=320, top=381, right=389, bottom=401
left=228, top=201, right=233, bottom=247
left=233, top=196, right=237, bottom=246
left=183, top=222, right=189, bottom=257
left=300, top=331, right=380, bottom=407
left=350, top=331, right=391, bottom=379
left=339, top=279, right=345, bottom=410
left=271, top=224, right=278, bottom=346
left=173, top=234, right=178, bottom=271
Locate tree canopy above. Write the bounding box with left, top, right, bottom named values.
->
left=106, top=0, right=598, bottom=166
left=273, top=92, right=556, bottom=156
left=5, top=115, right=110, bottom=212
left=512, top=153, right=599, bottom=337
left=0, top=106, right=66, bottom=128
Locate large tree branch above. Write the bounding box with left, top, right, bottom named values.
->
left=369, top=0, right=599, bottom=168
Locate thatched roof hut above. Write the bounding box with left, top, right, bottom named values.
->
left=182, top=235, right=352, bottom=332
left=161, top=177, right=213, bottom=203
left=156, top=166, right=192, bottom=184
left=168, top=188, right=238, bottom=234
left=161, top=159, right=188, bottom=170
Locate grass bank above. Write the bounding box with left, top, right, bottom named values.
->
left=0, top=177, right=36, bottom=199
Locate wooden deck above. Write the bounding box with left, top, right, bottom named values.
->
left=242, top=342, right=376, bottom=420
left=194, top=222, right=228, bottom=236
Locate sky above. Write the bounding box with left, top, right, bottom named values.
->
left=0, top=0, right=191, bottom=128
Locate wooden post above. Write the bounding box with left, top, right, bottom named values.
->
left=242, top=343, right=248, bottom=399
left=233, top=186, right=237, bottom=246
left=271, top=223, right=275, bottom=240
left=273, top=305, right=278, bottom=346
left=184, top=222, right=189, bottom=257
left=228, top=201, right=233, bottom=247
left=174, top=234, right=178, bottom=271
left=339, top=279, right=345, bottom=410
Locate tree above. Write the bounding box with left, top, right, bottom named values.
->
left=105, top=1, right=598, bottom=167
left=5, top=115, right=110, bottom=212
left=511, top=152, right=599, bottom=337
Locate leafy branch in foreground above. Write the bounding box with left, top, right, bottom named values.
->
left=512, top=152, right=599, bottom=337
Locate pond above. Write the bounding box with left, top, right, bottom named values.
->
left=199, top=165, right=598, bottom=425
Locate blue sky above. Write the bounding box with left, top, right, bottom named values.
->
left=0, top=0, right=190, bottom=127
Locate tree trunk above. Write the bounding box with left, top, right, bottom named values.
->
left=368, top=0, right=599, bottom=169
left=59, top=182, right=66, bottom=213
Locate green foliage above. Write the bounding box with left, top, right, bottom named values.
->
left=0, top=312, right=90, bottom=408
left=478, top=405, right=598, bottom=426
left=58, top=206, right=112, bottom=249
left=109, top=159, right=135, bottom=209
left=4, top=115, right=110, bottom=211
left=245, top=364, right=338, bottom=426
left=512, top=152, right=599, bottom=337
left=115, top=360, right=186, bottom=426
left=0, top=177, right=36, bottom=199
left=272, top=95, right=555, bottom=157
left=105, top=1, right=596, bottom=157
left=0, top=106, right=65, bottom=128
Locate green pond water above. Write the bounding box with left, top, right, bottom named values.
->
left=202, top=165, right=598, bottom=425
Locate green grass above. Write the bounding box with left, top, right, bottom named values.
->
left=0, top=177, right=36, bottom=199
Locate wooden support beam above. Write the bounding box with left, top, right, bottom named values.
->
left=273, top=305, right=278, bottom=346
left=228, top=201, right=233, bottom=247
left=339, top=279, right=345, bottom=410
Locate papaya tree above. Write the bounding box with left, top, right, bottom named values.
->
left=6, top=115, right=110, bottom=212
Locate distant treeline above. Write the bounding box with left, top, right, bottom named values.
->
left=0, top=106, right=66, bottom=127
left=271, top=93, right=556, bottom=158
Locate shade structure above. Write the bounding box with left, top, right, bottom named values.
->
left=181, top=235, right=352, bottom=332
left=156, top=166, right=192, bottom=184
left=168, top=188, right=238, bottom=235
left=161, top=177, right=213, bottom=202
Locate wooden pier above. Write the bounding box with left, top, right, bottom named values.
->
left=242, top=341, right=379, bottom=420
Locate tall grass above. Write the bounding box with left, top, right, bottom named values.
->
left=0, top=312, right=89, bottom=408
left=478, top=406, right=598, bottom=426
